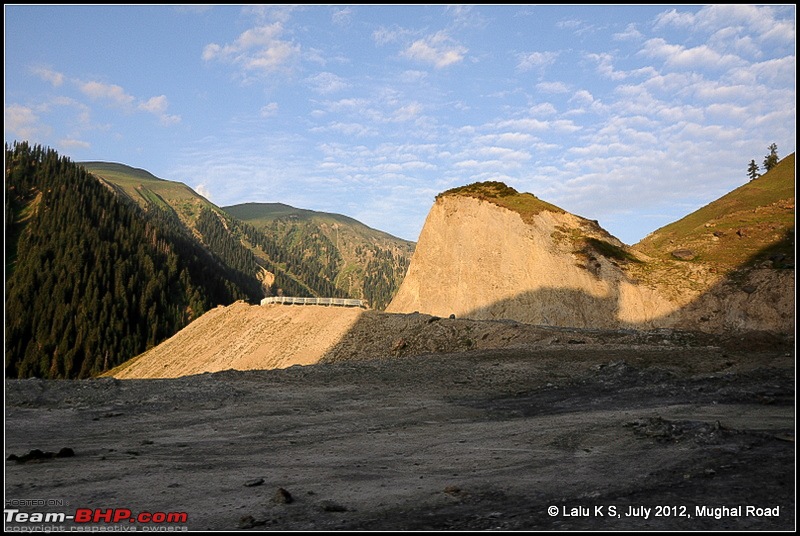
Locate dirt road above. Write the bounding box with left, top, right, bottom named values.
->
left=5, top=340, right=794, bottom=530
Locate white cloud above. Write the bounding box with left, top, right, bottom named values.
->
left=260, top=102, right=279, bottom=117
left=529, top=103, right=557, bottom=116
left=30, top=66, right=64, bottom=86
left=445, top=5, right=488, bottom=30
left=556, top=19, right=596, bottom=36
left=372, top=25, right=415, bottom=46
left=402, top=31, right=467, bottom=69
left=138, top=95, right=169, bottom=114
left=138, top=95, right=182, bottom=125
left=331, top=7, right=352, bottom=27
left=587, top=53, right=628, bottom=81
left=323, top=98, right=370, bottom=113
left=76, top=80, right=180, bottom=125
left=4, top=104, right=47, bottom=140
left=653, top=8, right=695, bottom=30
left=194, top=183, right=213, bottom=201
left=495, top=132, right=537, bottom=145
left=372, top=161, right=437, bottom=173
left=640, top=38, right=744, bottom=70
left=493, top=118, right=581, bottom=133
left=654, top=5, right=795, bottom=47
left=244, top=5, right=296, bottom=25
left=536, top=81, right=570, bottom=94
left=392, top=102, right=423, bottom=122
left=708, top=27, right=762, bottom=59
left=311, top=121, right=377, bottom=137
left=570, top=90, right=595, bottom=106
left=746, top=56, right=797, bottom=86
left=79, top=81, right=136, bottom=108
left=202, top=22, right=300, bottom=76
left=306, top=72, right=349, bottom=94
left=613, top=23, right=642, bottom=41
left=516, top=51, right=558, bottom=73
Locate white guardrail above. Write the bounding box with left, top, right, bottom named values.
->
left=260, top=296, right=366, bottom=308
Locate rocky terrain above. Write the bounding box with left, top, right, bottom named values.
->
left=5, top=334, right=794, bottom=530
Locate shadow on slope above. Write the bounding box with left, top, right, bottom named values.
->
left=459, top=234, right=794, bottom=340
left=318, top=237, right=793, bottom=367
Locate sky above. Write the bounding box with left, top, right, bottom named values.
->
left=4, top=5, right=796, bottom=244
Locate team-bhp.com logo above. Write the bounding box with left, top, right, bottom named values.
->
left=6, top=508, right=188, bottom=525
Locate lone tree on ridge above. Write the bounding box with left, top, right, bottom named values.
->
left=747, top=159, right=760, bottom=181
left=763, top=143, right=779, bottom=172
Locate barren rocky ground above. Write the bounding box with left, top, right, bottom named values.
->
left=4, top=331, right=794, bottom=531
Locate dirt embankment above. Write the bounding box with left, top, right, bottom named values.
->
left=108, top=300, right=763, bottom=380
left=108, top=302, right=364, bottom=379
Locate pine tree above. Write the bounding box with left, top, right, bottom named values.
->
left=747, top=159, right=760, bottom=181
left=763, top=143, right=779, bottom=172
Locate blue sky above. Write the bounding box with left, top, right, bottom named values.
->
left=4, top=5, right=796, bottom=244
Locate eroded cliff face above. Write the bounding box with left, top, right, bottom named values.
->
left=387, top=195, right=793, bottom=334
left=387, top=196, right=676, bottom=329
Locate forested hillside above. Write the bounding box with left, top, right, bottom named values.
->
left=225, top=203, right=414, bottom=310
left=5, top=142, right=255, bottom=378
left=82, top=163, right=359, bottom=301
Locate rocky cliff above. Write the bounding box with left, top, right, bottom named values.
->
left=387, top=181, right=793, bottom=335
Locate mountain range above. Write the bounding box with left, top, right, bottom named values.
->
left=4, top=141, right=794, bottom=379
left=5, top=143, right=413, bottom=378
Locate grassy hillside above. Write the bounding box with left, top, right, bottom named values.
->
left=83, top=162, right=346, bottom=299
left=225, top=202, right=412, bottom=243
left=82, top=161, right=213, bottom=225
left=635, top=153, right=795, bottom=269
left=225, top=203, right=415, bottom=310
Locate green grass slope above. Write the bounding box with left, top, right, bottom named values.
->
left=635, top=153, right=795, bottom=269
left=225, top=202, right=412, bottom=244
left=81, top=161, right=213, bottom=224
left=81, top=164, right=414, bottom=308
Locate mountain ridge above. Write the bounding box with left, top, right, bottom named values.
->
left=6, top=143, right=794, bottom=379
left=82, top=161, right=414, bottom=308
